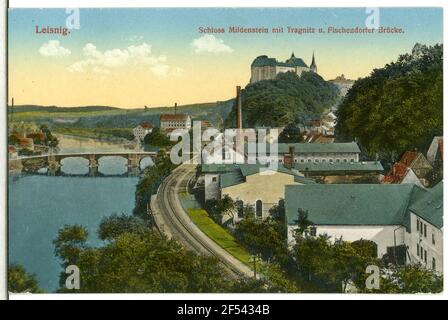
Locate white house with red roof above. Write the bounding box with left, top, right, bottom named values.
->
left=133, top=122, right=154, bottom=141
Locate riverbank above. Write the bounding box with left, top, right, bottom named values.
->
left=52, top=127, right=134, bottom=145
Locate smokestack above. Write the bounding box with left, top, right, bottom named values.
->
left=174, top=102, right=177, bottom=115
left=284, top=146, right=295, bottom=169
left=236, top=86, right=242, bottom=129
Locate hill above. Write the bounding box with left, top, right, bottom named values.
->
left=9, top=100, right=234, bottom=129
left=224, top=71, right=339, bottom=128
left=335, top=43, right=443, bottom=159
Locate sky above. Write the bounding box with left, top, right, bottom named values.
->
left=8, top=7, right=443, bottom=108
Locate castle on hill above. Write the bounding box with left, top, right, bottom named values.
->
left=250, top=52, right=317, bottom=84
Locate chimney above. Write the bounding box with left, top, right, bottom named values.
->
left=174, top=102, right=177, bottom=115
left=236, top=86, right=242, bottom=129
left=284, top=146, right=295, bottom=169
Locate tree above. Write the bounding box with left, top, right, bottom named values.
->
left=54, top=226, right=233, bottom=293
left=53, top=224, right=88, bottom=264
left=143, top=127, right=172, bottom=147
left=225, top=71, right=339, bottom=128
left=336, top=43, right=442, bottom=160
left=40, top=124, right=59, bottom=148
left=8, top=264, right=44, bottom=293
left=293, top=208, right=313, bottom=240
left=98, top=214, right=151, bottom=241
left=278, top=123, right=303, bottom=143
left=205, top=195, right=236, bottom=222
left=292, top=234, right=379, bottom=292
left=134, top=150, right=177, bottom=218
left=234, top=216, right=289, bottom=265
left=361, top=264, right=443, bottom=293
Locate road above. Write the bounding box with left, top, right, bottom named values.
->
left=151, top=164, right=253, bottom=278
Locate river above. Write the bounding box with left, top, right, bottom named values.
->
left=8, top=135, right=153, bottom=292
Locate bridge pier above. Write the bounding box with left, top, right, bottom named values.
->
left=89, top=166, right=98, bottom=177
left=47, top=165, right=62, bottom=176
left=127, top=154, right=141, bottom=169
left=88, top=154, right=98, bottom=168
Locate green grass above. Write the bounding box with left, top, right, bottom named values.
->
left=187, top=208, right=252, bottom=267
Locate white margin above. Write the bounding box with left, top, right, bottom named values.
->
left=2, top=0, right=448, bottom=301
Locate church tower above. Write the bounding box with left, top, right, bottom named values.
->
left=310, top=52, right=317, bottom=73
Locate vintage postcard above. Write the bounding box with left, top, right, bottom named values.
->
left=3, top=3, right=445, bottom=302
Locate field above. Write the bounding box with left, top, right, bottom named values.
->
left=187, top=208, right=252, bottom=267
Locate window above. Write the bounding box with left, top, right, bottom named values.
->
left=432, top=234, right=436, bottom=246
left=329, top=159, right=333, bottom=163
left=212, top=177, right=217, bottom=182
left=420, top=247, right=424, bottom=259
left=310, top=226, right=317, bottom=237
left=424, top=224, right=427, bottom=238
left=322, top=159, right=326, bottom=162
left=255, top=200, right=263, bottom=218
left=350, top=159, right=354, bottom=162
left=343, top=159, right=348, bottom=162
left=424, top=250, right=427, bottom=263
left=336, top=159, right=340, bottom=162
left=301, top=159, right=304, bottom=163
left=236, top=200, right=244, bottom=219
left=417, top=219, right=420, bottom=232
left=432, top=258, right=436, bottom=270
left=417, top=244, right=420, bottom=257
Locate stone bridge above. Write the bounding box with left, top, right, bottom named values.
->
left=10, top=151, right=158, bottom=175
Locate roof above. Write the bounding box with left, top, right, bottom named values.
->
left=245, top=142, right=361, bottom=154
left=285, top=184, right=426, bottom=227
left=399, top=151, right=419, bottom=167
left=202, top=163, right=316, bottom=188
left=251, top=53, right=309, bottom=69
left=294, top=161, right=384, bottom=173
left=160, top=114, right=189, bottom=121
left=138, top=122, right=153, bottom=129
left=409, top=182, right=443, bottom=228
left=382, top=162, right=409, bottom=183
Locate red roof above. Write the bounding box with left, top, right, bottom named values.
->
left=399, top=151, right=419, bottom=167
left=139, top=122, right=153, bottom=129
left=160, top=114, right=189, bottom=121
left=382, top=162, right=408, bottom=184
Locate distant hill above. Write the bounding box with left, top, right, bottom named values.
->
left=9, top=100, right=234, bottom=129
left=224, top=71, right=339, bottom=128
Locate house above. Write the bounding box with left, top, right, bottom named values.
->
left=427, top=136, right=443, bottom=165
left=406, top=182, right=443, bottom=272
left=245, top=142, right=361, bottom=164
left=382, top=162, right=424, bottom=187
left=133, top=122, right=154, bottom=141
left=8, top=145, right=18, bottom=159
left=201, top=163, right=315, bottom=222
left=160, top=114, right=191, bottom=133
left=399, top=151, right=433, bottom=179
left=285, top=183, right=443, bottom=273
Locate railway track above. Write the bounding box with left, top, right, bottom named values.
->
left=154, top=164, right=253, bottom=279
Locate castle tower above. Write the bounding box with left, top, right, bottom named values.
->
left=310, top=52, right=317, bottom=73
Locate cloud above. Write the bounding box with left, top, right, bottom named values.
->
left=39, top=40, right=71, bottom=57
left=190, top=35, right=233, bottom=54
left=129, top=35, right=144, bottom=41
left=67, top=42, right=181, bottom=77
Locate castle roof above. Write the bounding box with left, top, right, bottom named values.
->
left=251, top=53, right=309, bottom=68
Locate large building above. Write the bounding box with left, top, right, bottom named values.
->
left=285, top=182, right=443, bottom=273
left=160, top=114, right=192, bottom=133
left=201, top=163, right=315, bottom=223
left=250, top=52, right=317, bottom=84
left=245, top=142, right=361, bottom=164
